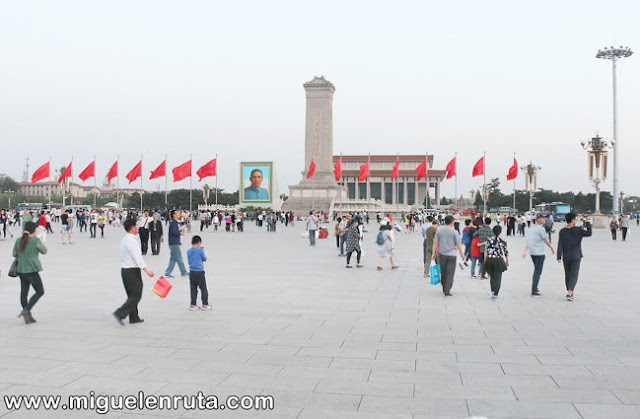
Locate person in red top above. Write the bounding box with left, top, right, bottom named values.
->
left=470, top=234, right=482, bottom=279
left=36, top=210, right=48, bottom=244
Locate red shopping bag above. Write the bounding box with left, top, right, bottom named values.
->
left=318, top=228, right=328, bottom=239
left=151, top=276, right=173, bottom=298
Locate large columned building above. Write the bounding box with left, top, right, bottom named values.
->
left=334, top=155, right=446, bottom=207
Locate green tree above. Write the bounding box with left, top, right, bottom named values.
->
left=0, top=176, right=19, bottom=193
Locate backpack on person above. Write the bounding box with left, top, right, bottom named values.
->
left=375, top=231, right=386, bottom=245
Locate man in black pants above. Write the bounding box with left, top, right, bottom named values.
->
left=113, top=219, right=154, bottom=325
left=557, top=213, right=591, bottom=302
left=432, top=215, right=466, bottom=296
left=149, top=214, right=163, bottom=255
left=137, top=210, right=151, bottom=255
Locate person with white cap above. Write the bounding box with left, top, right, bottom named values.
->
left=376, top=219, right=398, bottom=271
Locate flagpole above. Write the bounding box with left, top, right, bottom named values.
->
left=189, top=154, right=193, bottom=216
left=93, top=156, right=97, bottom=208
left=425, top=151, right=428, bottom=210
left=483, top=151, right=487, bottom=215
left=512, top=152, right=516, bottom=214
left=165, top=154, right=168, bottom=209
left=116, top=156, right=120, bottom=209
left=395, top=153, right=399, bottom=214
left=454, top=152, right=458, bottom=210
left=338, top=153, right=342, bottom=213
left=214, top=153, right=218, bottom=208
left=367, top=153, right=371, bottom=213
left=311, top=155, right=315, bottom=211
left=48, top=157, right=52, bottom=207
left=140, top=154, right=143, bottom=213
left=70, top=156, right=74, bottom=206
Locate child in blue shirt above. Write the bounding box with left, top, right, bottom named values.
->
left=186, top=235, right=210, bottom=311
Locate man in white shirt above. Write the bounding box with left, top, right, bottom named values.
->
left=306, top=211, right=319, bottom=246
left=137, top=210, right=152, bottom=255
left=522, top=214, right=555, bottom=296
left=113, top=219, right=154, bottom=325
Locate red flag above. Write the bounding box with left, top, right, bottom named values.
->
left=107, top=160, right=118, bottom=184
left=126, top=160, right=142, bottom=184
left=78, top=160, right=95, bottom=182
left=472, top=156, right=484, bottom=177
left=416, top=157, right=428, bottom=181
left=31, top=162, right=50, bottom=183
left=196, top=158, right=217, bottom=181
left=333, top=156, right=342, bottom=182
left=506, top=158, right=518, bottom=180
left=391, top=156, right=400, bottom=180
left=358, top=158, right=370, bottom=182
left=58, top=162, right=73, bottom=184
left=149, top=160, right=166, bottom=180
left=306, top=159, right=316, bottom=179
left=445, top=157, right=456, bottom=179
left=172, top=159, right=192, bottom=182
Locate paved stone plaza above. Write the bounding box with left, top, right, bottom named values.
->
left=1, top=220, right=639, bottom=418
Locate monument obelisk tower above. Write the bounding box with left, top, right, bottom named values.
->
left=284, top=76, right=345, bottom=213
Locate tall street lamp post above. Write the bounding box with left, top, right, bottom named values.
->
left=596, top=45, right=633, bottom=214
left=581, top=134, right=612, bottom=215
left=520, top=162, right=540, bottom=212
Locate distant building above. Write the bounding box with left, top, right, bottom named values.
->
left=17, top=182, right=142, bottom=199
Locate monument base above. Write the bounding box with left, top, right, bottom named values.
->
left=590, top=213, right=608, bottom=229
left=282, top=183, right=346, bottom=215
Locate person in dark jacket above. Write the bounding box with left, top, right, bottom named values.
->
left=149, top=214, right=163, bottom=255
left=557, top=213, right=592, bottom=301
left=164, top=210, right=188, bottom=278
left=12, top=221, right=47, bottom=324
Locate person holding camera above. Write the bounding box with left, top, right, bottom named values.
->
left=557, top=213, right=592, bottom=301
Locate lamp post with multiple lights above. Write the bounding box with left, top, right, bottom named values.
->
left=581, top=134, right=612, bottom=215
left=596, top=45, right=633, bottom=214
left=520, top=162, right=541, bottom=212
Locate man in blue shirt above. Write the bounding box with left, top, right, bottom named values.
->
left=187, top=235, right=210, bottom=311
left=164, top=210, right=188, bottom=278
left=243, top=169, right=269, bottom=200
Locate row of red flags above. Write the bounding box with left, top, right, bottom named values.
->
left=31, top=158, right=217, bottom=185
left=307, top=155, right=519, bottom=182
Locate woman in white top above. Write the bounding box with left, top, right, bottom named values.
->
left=376, top=221, right=398, bottom=270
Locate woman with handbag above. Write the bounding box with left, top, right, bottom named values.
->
left=12, top=221, right=48, bottom=324
left=484, top=225, right=509, bottom=301
left=344, top=219, right=363, bottom=268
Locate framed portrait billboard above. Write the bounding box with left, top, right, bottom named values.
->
left=240, top=162, right=273, bottom=204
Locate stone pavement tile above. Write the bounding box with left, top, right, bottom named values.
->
left=501, top=363, right=594, bottom=376
left=358, top=395, right=468, bottom=416
left=278, top=366, right=370, bottom=381
left=247, top=353, right=332, bottom=368
left=587, top=365, right=640, bottom=377
left=492, top=345, right=571, bottom=355
left=616, top=357, right=640, bottom=367
left=467, top=400, right=582, bottom=419
left=195, top=361, right=283, bottom=377
left=461, top=373, right=557, bottom=388
left=0, top=369, right=84, bottom=388
left=222, top=374, right=320, bottom=392
left=297, top=347, right=378, bottom=359
left=536, top=355, right=625, bottom=366
left=416, top=361, right=504, bottom=374
left=452, top=336, right=527, bottom=346
left=298, top=409, right=411, bottom=419
left=168, top=348, right=253, bottom=363
left=111, top=355, right=203, bottom=370
left=97, top=345, right=179, bottom=357
left=148, top=338, right=228, bottom=351
left=39, top=349, right=127, bottom=364
left=17, top=338, right=108, bottom=351
left=369, top=370, right=461, bottom=385
left=181, top=408, right=302, bottom=419
left=376, top=351, right=456, bottom=363
left=553, top=375, right=640, bottom=390
left=574, top=403, right=640, bottom=419
left=457, top=353, right=540, bottom=365
left=314, top=379, right=414, bottom=397
left=130, top=368, right=229, bottom=386
left=414, top=383, right=515, bottom=401
left=48, top=362, right=145, bottom=379
left=0, top=347, right=52, bottom=358
left=330, top=358, right=415, bottom=372
left=416, top=344, right=494, bottom=354
left=611, top=390, right=640, bottom=404
left=219, top=343, right=301, bottom=355
left=0, top=356, right=67, bottom=372
left=513, top=386, right=621, bottom=403
left=256, top=389, right=361, bottom=411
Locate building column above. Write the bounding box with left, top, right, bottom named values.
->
left=435, top=181, right=441, bottom=206
left=381, top=179, right=386, bottom=203
left=403, top=179, right=408, bottom=206
left=354, top=179, right=359, bottom=201
left=415, top=178, right=419, bottom=208
left=392, top=180, right=396, bottom=205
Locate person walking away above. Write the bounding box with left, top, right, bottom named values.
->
left=557, top=213, right=592, bottom=301
left=97, top=211, right=107, bottom=238
left=113, top=219, right=154, bottom=325
left=334, top=217, right=342, bottom=252
left=461, top=219, right=472, bottom=266
left=13, top=222, right=47, bottom=324
left=475, top=217, right=492, bottom=279
left=609, top=217, right=618, bottom=241
left=149, top=214, right=163, bottom=255
left=432, top=216, right=465, bottom=296
left=620, top=214, right=629, bottom=241
left=137, top=210, right=151, bottom=255
left=424, top=219, right=439, bottom=277
left=165, top=210, right=188, bottom=278
left=421, top=216, right=434, bottom=269
left=522, top=214, right=555, bottom=296
left=187, top=235, right=211, bottom=311
left=306, top=211, right=319, bottom=246
left=36, top=210, right=47, bottom=243
left=376, top=222, right=398, bottom=270
left=344, top=219, right=363, bottom=268
left=484, top=226, right=509, bottom=300
left=469, top=231, right=482, bottom=279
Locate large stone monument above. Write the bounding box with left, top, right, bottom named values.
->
left=283, top=76, right=346, bottom=213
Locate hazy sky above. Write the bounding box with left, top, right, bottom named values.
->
left=1, top=1, right=639, bottom=199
